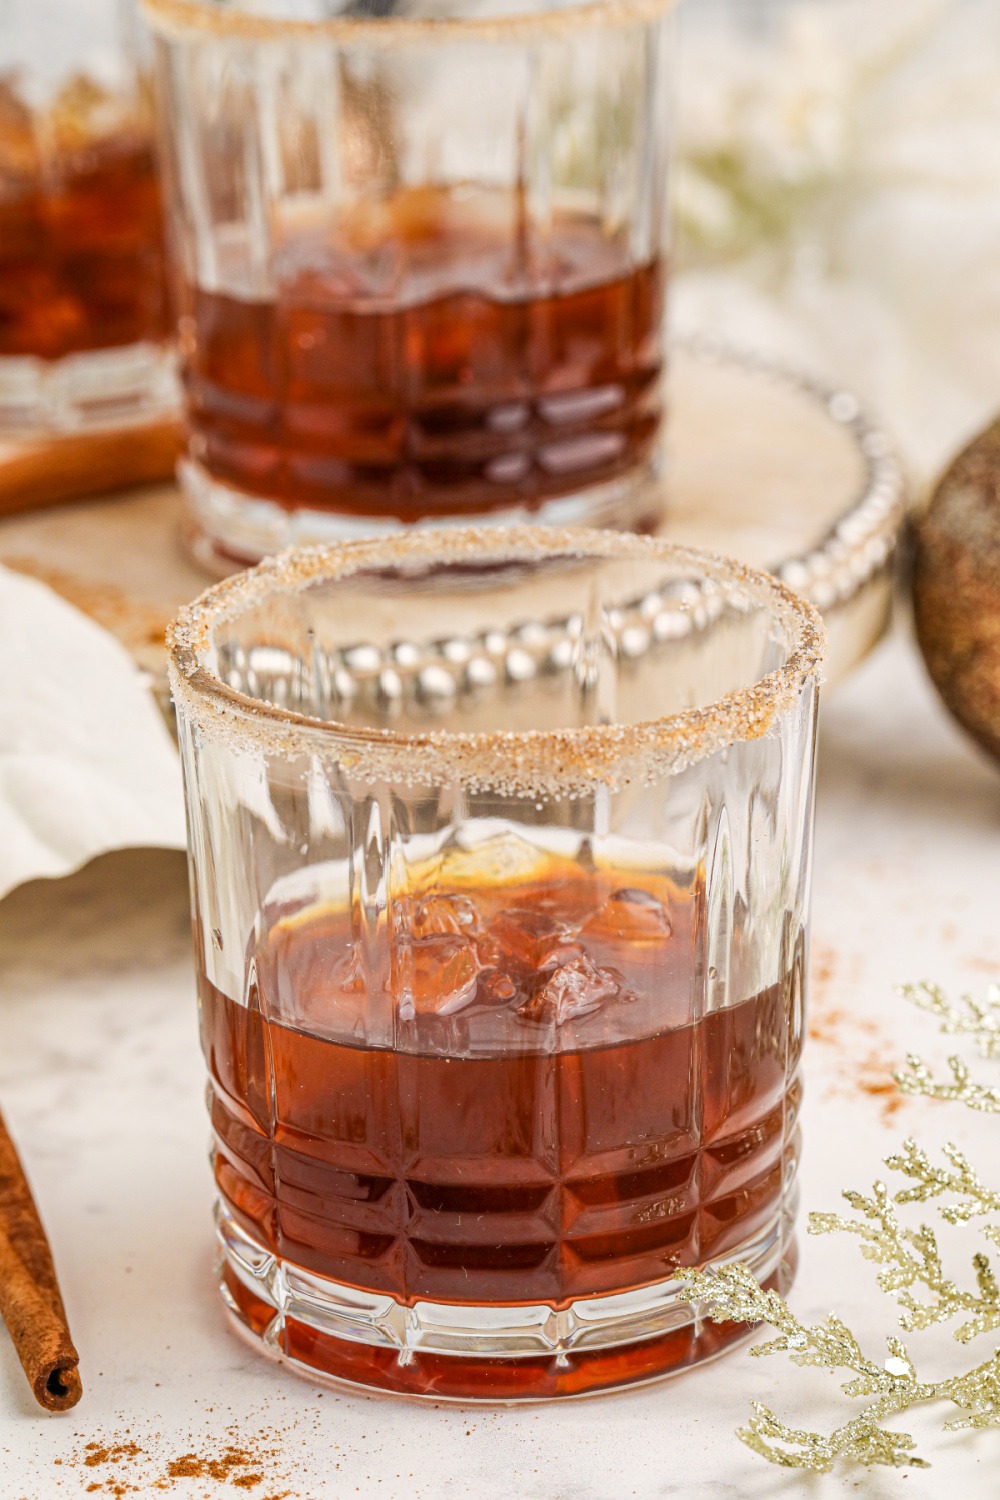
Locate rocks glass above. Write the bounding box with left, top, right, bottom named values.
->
left=168, top=528, right=824, bottom=1399
left=144, top=0, right=675, bottom=568
left=0, top=0, right=174, bottom=432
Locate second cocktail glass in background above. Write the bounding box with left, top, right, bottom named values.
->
left=0, top=0, right=175, bottom=432
left=145, top=0, right=674, bottom=568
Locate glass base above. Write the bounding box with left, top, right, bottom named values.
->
left=0, top=342, right=179, bottom=436
left=180, top=456, right=666, bottom=576
left=215, top=1202, right=797, bottom=1401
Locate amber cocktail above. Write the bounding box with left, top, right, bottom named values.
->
left=169, top=529, right=823, bottom=1399
left=146, top=0, right=674, bottom=565
left=0, top=2, right=174, bottom=431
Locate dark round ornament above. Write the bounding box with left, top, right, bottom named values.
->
left=913, top=418, right=1000, bottom=764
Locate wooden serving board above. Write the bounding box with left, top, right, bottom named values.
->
left=0, top=346, right=906, bottom=696
left=0, top=416, right=182, bottom=519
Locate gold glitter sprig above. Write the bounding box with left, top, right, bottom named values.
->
left=898, top=981, right=1000, bottom=1059
left=681, top=980, right=1000, bottom=1472
left=887, top=1139, right=1000, bottom=1221
left=736, top=1401, right=928, bottom=1472
left=895, top=1053, right=1000, bottom=1113
left=683, top=1260, right=1000, bottom=1470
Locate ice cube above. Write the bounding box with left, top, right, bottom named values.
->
left=581, top=887, right=672, bottom=945
left=331, top=948, right=365, bottom=995
left=273, top=221, right=371, bottom=303
left=401, top=892, right=482, bottom=940
left=476, top=968, right=518, bottom=1005
left=439, top=828, right=548, bottom=888
left=486, top=908, right=583, bottom=975
left=395, top=934, right=482, bottom=1019
left=0, top=80, right=37, bottom=179
left=518, top=954, right=624, bottom=1024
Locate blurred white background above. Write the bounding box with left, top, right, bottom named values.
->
left=675, top=0, right=1000, bottom=486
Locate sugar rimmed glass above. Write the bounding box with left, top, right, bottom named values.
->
left=168, top=527, right=824, bottom=1399
left=144, top=0, right=675, bottom=569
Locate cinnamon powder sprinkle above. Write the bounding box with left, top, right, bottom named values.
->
left=84, top=1442, right=142, bottom=1468
left=808, top=943, right=906, bottom=1123
left=60, top=1426, right=297, bottom=1498
left=166, top=1450, right=263, bottom=1486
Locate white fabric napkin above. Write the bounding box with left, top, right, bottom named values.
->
left=0, top=564, right=185, bottom=901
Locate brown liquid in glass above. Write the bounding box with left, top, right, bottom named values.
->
left=0, top=108, right=168, bottom=359
left=201, top=856, right=800, bottom=1396
left=183, top=186, right=664, bottom=522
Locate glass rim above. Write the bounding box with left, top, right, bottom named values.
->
left=141, top=0, right=677, bottom=47
left=167, top=528, right=825, bottom=793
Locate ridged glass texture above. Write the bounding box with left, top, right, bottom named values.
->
left=170, top=529, right=821, bottom=1398
left=148, top=0, right=674, bottom=563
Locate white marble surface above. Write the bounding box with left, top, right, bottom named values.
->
left=1, top=624, right=999, bottom=1498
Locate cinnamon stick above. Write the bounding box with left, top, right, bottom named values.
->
left=0, top=1107, right=81, bottom=1411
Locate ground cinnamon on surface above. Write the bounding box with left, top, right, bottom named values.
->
left=808, top=944, right=906, bottom=1124
left=59, top=1424, right=299, bottom=1497
left=166, top=1449, right=263, bottom=1485
left=84, top=1441, right=141, bottom=1468
left=856, top=1076, right=905, bottom=1118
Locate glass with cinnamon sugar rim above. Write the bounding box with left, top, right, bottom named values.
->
left=143, top=0, right=675, bottom=569
left=168, top=527, right=824, bottom=1400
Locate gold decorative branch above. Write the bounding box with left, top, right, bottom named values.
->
left=680, top=980, right=1000, bottom=1472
